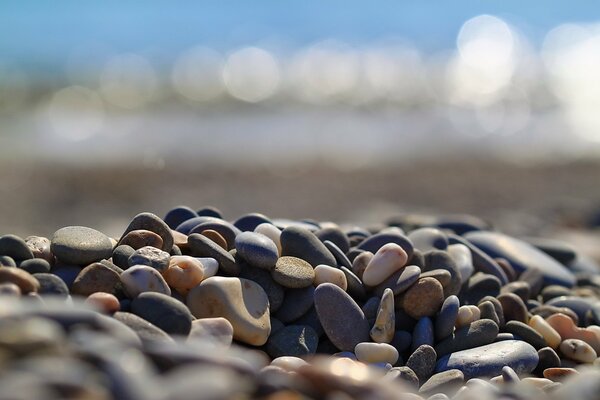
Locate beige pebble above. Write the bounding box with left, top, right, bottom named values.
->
left=120, top=265, right=171, bottom=297
left=188, top=317, right=234, bottom=347
left=543, top=367, right=579, bottom=381
left=521, top=377, right=554, bottom=389
left=354, top=342, right=399, bottom=365
left=560, top=338, right=597, bottom=363
left=187, top=276, right=271, bottom=346
left=164, top=256, right=218, bottom=295
left=490, top=375, right=503, bottom=384
left=467, top=305, right=480, bottom=321
left=85, top=292, right=120, bottom=314
left=314, top=264, right=347, bottom=290
left=351, top=251, right=373, bottom=280
left=362, top=244, right=408, bottom=287
left=271, top=356, right=309, bottom=372
left=254, top=223, right=282, bottom=256
left=0, top=282, right=21, bottom=296
left=370, top=288, right=395, bottom=343
left=546, top=313, right=600, bottom=353
left=0, top=267, right=39, bottom=294
left=456, top=306, right=477, bottom=328
left=25, top=236, right=54, bottom=263
left=529, top=315, right=561, bottom=349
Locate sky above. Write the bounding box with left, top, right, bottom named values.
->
left=1, top=1, right=599, bottom=70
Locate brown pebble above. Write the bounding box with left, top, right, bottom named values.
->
left=0, top=282, right=22, bottom=296
left=71, top=262, right=121, bottom=297
left=85, top=292, right=121, bottom=314
left=543, top=367, right=579, bottom=382
left=171, top=229, right=189, bottom=251
left=119, top=229, right=164, bottom=250
left=0, top=267, right=39, bottom=293
left=403, top=277, right=444, bottom=319
left=200, top=229, right=228, bottom=250
left=25, top=236, right=54, bottom=264
left=497, top=292, right=528, bottom=323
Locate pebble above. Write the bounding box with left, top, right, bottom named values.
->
left=235, top=231, right=279, bottom=270
left=419, top=369, right=464, bottom=397
left=560, top=338, right=597, bottom=363
left=200, top=229, right=228, bottom=250
left=421, top=268, right=452, bottom=288
left=33, top=272, right=69, bottom=297
left=187, top=233, right=239, bottom=276
left=314, top=283, right=370, bottom=351
left=272, top=256, right=315, bottom=288
left=120, top=265, right=171, bottom=298
left=0, top=267, right=39, bottom=293
left=534, top=347, right=561, bottom=375
left=188, top=220, right=240, bottom=250
left=403, top=277, right=444, bottom=319
left=314, top=264, right=347, bottom=290
left=266, top=324, right=319, bottom=358
left=85, top=292, right=121, bottom=313
left=546, top=295, right=597, bottom=324
left=164, top=255, right=217, bottom=295
left=274, top=286, right=315, bottom=323
left=543, top=367, right=578, bottom=382
left=504, top=320, right=547, bottom=349
left=422, top=250, right=463, bottom=297
left=435, top=319, right=499, bottom=357
left=528, top=315, right=561, bottom=349
left=355, top=342, right=399, bottom=365
left=239, top=264, right=285, bottom=313
left=280, top=226, right=337, bottom=267
left=51, top=226, right=113, bottom=265
left=357, top=232, right=414, bottom=261
left=127, top=246, right=170, bottom=273
left=113, top=311, right=172, bottom=343
left=408, top=227, right=449, bottom=252
left=501, top=281, right=531, bottom=303
left=163, top=205, right=198, bottom=229
left=462, top=273, right=501, bottom=305
left=254, top=223, right=282, bottom=255
left=187, top=276, right=271, bottom=346
left=436, top=295, right=460, bottom=341
left=119, top=229, right=164, bottom=250
left=233, top=212, right=271, bottom=232
left=323, top=240, right=352, bottom=269
left=0, top=255, right=16, bottom=267
left=24, top=235, right=53, bottom=263
left=447, top=243, right=474, bottom=284
left=478, top=300, right=500, bottom=326
left=497, top=292, right=528, bottom=323
left=448, top=234, right=508, bottom=285
left=436, top=340, right=539, bottom=379
left=464, top=231, right=576, bottom=287
left=370, top=288, right=395, bottom=343
left=71, top=262, right=121, bottom=297
left=188, top=317, right=234, bottom=347
left=316, top=226, right=350, bottom=254
left=18, top=258, right=51, bottom=274
left=386, top=366, right=420, bottom=388
left=131, top=292, right=194, bottom=336
left=406, top=344, right=437, bottom=383
left=546, top=313, right=600, bottom=352
left=120, top=212, right=174, bottom=252
left=0, top=234, right=34, bottom=262
left=0, top=282, right=21, bottom=295
left=412, top=316, right=435, bottom=351
left=362, top=243, right=408, bottom=287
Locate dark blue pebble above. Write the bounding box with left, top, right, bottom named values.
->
left=280, top=226, right=337, bottom=267
left=131, top=292, right=194, bottom=336
left=412, top=316, right=434, bottom=352
left=274, top=286, right=315, bottom=323
left=391, top=330, right=413, bottom=354
left=357, top=232, right=414, bottom=260
left=50, top=264, right=81, bottom=288
left=0, top=234, right=34, bottom=261
left=196, top=206, right=223, bottom=218
left=0, top=255, right=17, bottom=267
left=33, top=273, right=69, bottom=298
left=19, top=258, right=51, bottom=274
left=233, top=213, right=272, bottom=232
left=163, top=206, right=198, bottom=229
left=316, top=227, right=350, bottom=254
left=435, top=295, right=459, bottom=341
left=323, top=240, right=352, bottom=269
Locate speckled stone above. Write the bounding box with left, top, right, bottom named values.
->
left=24, top=235, right=53, bottom=263
left=436, top=295, right=460, bottom=341
left=188, top=317, right=234, bottom=347
left=131, top=292, right=193, bottom=336
left=127, top=246, right=170, bottom=273
left=272, top=256, right=315, bottom=288
left=280, top=226, right=337, bottom=267
left=51, top=226, right=113, bottom=265
left=187, top=276, right=271, bottom=346
left=314, top=283, right=370, bottom=351
left=436, top=340, right=539, bottom=379
left=406, top=344, right=437, bottom=383
left=120, top=212, right=174, bottom=252
left=403, top=277, right=444, bottom=319
left=0, top=267, right=39, bottom=293
left=435, top=319, right=499, bottom=357
left=0, top=234, right=34, bottom=262
left=235, top=232, right=279, bottom=270
left=120, top=265, right=171, bottom=298
left=266, top=325, right=319, bottom=358
left=71, top=262, right=121, bottom=297
left=187, top=233, right=239, bottom=276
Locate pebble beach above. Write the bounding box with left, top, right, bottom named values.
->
left=2, top=205, right=600, bottom=399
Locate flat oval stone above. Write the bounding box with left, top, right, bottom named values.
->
left=560, top=338, right=597, bottom=363
left=272, top=256, right=315, bottom=288
left=504, top=321, right=547, bottom=349
left=235, top=232, right=279, bottom=270
left=534, top=347, right=561, bottom=375
left=200, top=229, right=228, bottom=250
left=317, top=227, right=350, bottom=254
left=51, top=226, right=113, bottom=265
left=436, top=340, right=539, bottom=379
left=274, top=286, right=315, bottom=323
left=113, top=311, right=173, bottom=342
left=314, top=283, right=370, bottom=351
left=188, top=317, right=234, bottom=347
left=436, top=295, right=460, bottom=341
left=0, top=234, right=34, bottom=261
left=187, top=276, right=271, bottom=346
left=131, top=292, right=193, bottom=336
left=497, top=292, right=528, bottom=323
left=341, top=266, right=366, bottom=301
left=408, top=228, right=449, bottom=252
left=528, top=315, right=561, bottom=349
left=447, top=244, right=475, bottom=284
left=33, top=273, right=69, bottom=298
left=364, top=243, right=409, bottom=288
left=120, top=265, right=171, bottom=298
left=234, top=213, right=272, bottom=232
left=435, top=319, right=499, bottom=357
left=189, top=220, right=240, bottom=250
left=18, top=259, right=51, bottom=274
left=120, top=212, right=173, bottom=252
left=187, top=233, right=239, bottom=276
left=0, top=267, right=39, bottom=293
left=266, top=325, right=319, bottom=358
left=403, top=277, right=444, bottom=319
left=543, top=367, right=578, bottom=382
left=323, top=240, right=352, bottom=269
left=464, top=231, right=575, bottom=287
left=314, top=264, right=347, bottom=290
left=355, top=342, right=399, bottom=365
left=357, top=232, right=414, bottom=261
left=163, top=205, right=198, bottom=229
left=280, top=226, right=337, bottom=267
left=406, top=344, right=437, bottom=383
left=71, top=262, right=121, bottom=297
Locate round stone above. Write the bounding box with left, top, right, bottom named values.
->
left=119, top=230, right=164, bottom=250
left=127, top=246, right=170, bottom=273
left=314, top=283, right=370, bottom=351
left=362, top=243, right=408, bottom=287
left=18, top=258, right=51, bottom=274
left=163, top=206, right=198, bottom=229
left=112, top=244, right=135, bottom=270
left=120, top=265, right=171, bottom=298
left=0, top=234, right=34, bottom=262
left=266, top=325, right=319, bottom=358
left=406, top=344, right=437, bottom=383
left=51, top=226, right=113, bottom=265
left=280, top=226, right=337, bottom=267
left=24, top=235, right=53, bottom=263
left=71, top=262, right=121, bottom=297
left=187, top=233, right=239, bottom=276
left=0, top=267, right=39, bottom=293
left=560, top=339, right=597, bottom=363
left=235, top=232, right=279, bottom=270
left=164, top=256, right=218, bottom=296
left=120, top=212, right=173, bottom=252
left=273, top=286, right=315, bottom=323
left=419, top=369, right=464, bottom=397
left=85, top=292, right=120, bottom=313
left=272, top=256, right=315, bottom=289
left=131, top=292, right=194, bottom=336
left=188, top=317, right=234, bottom=347
left=355, top=342, right=399, bottom=365
left=403, top=277, right=444, bottom=319
left=435, top=319, right=499, bottom=357
left=33, top=273, right=69, bottom=297
left=187, top=276, right=271, bottom=346
left=314, top=264, right=347, bottom=290
left=254, top=223, right=282, bottom=255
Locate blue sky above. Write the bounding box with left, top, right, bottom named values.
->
left=1, top=1, right=599, bottom=69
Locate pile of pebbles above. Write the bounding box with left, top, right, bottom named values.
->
left=1, top=206, right=600, bottom=399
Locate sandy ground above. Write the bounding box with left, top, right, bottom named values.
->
left=1, top=159, right=599, bottom=242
